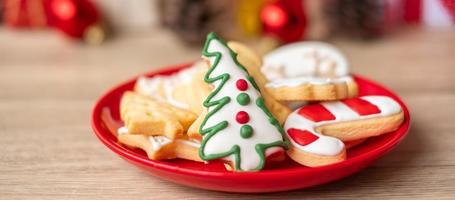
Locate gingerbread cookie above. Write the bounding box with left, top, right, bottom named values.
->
left=194, top=33, right=287, bottom=171
left=120, top=91, right=197, bottom=139
left=284, top=95, right=404, bottom=167
left=261, top=42, right=358, bottom=101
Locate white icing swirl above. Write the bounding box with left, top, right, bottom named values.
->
left=261, top=41, right=354, bottom=88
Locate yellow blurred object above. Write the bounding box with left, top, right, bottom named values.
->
left=256, top=36, right=280, bottom=56
left=236, top=0, right=266, bottom=37
left=83, top=24, right=106, bottom=45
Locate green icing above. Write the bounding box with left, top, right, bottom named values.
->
left=198, top=32, right=287, bottom=171
left=240, top=125, right=253, bottom=138
left=236, top=93, right=250, bottom=105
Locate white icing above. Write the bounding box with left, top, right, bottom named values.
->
left=285, top=112, right=345, bottom=156
left=361, top=96, right=402, bottom=116
left=265, top=146, right=283, bottom=157
left=117, top=126, right=172, bottom=151
left=266, top=76, right=354, bottom=88
left=117, top=126, right=129, bottom=135
left=284, top=95, right=402, bottom=156
left=261, top=41, right=353, bottom=88
left=149, top=136, right=172, bottom=151
left=322, top=101, right=359, bottom=121
left=136, top=62, right=205, bottom=109
left=177, top=139, right=201, bottom=148
left=202, top=38, right=285, bottom=171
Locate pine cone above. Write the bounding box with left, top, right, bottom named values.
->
left=324, top=0, right=385, bottom=39
left=158, top=0, right=233, bottom=44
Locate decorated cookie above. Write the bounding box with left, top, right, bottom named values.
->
left=307, top=95, right=404, bottom=141
left=135, top=61, right=209, bottom=114
left=285, top=95, right=404, bottom=167
left=120, top=91, right=197, bottom=139
left=117, top=127, right=202, bottom=162
left=194, top=33, right=287, bottom=171
left=261, top=42, right=358, bottom=101
left=187, top=41, right=292, bottom=140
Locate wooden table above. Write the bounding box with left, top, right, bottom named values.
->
left=1, top=28, right=454, bottom=199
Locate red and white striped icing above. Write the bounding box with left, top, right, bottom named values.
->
left=284, top=95, right=402, bottom=156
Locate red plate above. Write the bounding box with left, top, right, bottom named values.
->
left=91, top=63, right=411, bottom=193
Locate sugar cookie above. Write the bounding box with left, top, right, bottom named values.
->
left=117, top=127, right=202, bottom=162
left=187, top=41, right=292, bottom=139
left=120, top=91, right=197, bottom=139
left=261, top=42, right=358, bottom=101
left=194, top=33, right=287, bottom=171
left=284, top=95, right=404, bottom=167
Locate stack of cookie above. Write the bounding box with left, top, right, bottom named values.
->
left=116, top=33, right=404, bottom=172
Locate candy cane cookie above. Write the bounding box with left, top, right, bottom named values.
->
left=285, top=95, right=404, bottom=167
left=261, top=42, right=358, bottom=101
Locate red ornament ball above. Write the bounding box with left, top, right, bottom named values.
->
left=235, top=111, right=250, bottom=124
left=51, top=0, right=77, bottom=20
left=236, top=79, right=248, bottom=91
left=260, top=4, right=288, bottom=29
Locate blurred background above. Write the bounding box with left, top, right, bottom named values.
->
left=1, top=0, right=453, bottom=97
left=1, top=0, right=454, bottom=47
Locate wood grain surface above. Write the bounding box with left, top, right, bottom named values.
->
left=1, top=28, right=454, bottom=199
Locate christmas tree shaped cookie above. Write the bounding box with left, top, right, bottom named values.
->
left=198, top=33, right=287, bottom=171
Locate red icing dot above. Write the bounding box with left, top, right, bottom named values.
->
left=236, top=111, right=250, bottom=124
left=236, top=79, right=248, bottom=91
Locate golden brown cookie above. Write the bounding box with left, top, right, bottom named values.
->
left=287, top=145, right=346, bottom=167
left=117, top=127, right=202, bottom=162
left=344, top=138, right=367, bottom=149
left=120, top=91, right=197, bottom=139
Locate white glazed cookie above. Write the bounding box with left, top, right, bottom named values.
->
left=135, top=61, right=208, bottom=114
left=261, top=42, right=358, bottom=101
left=284, top=95, right=404, bottom=167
